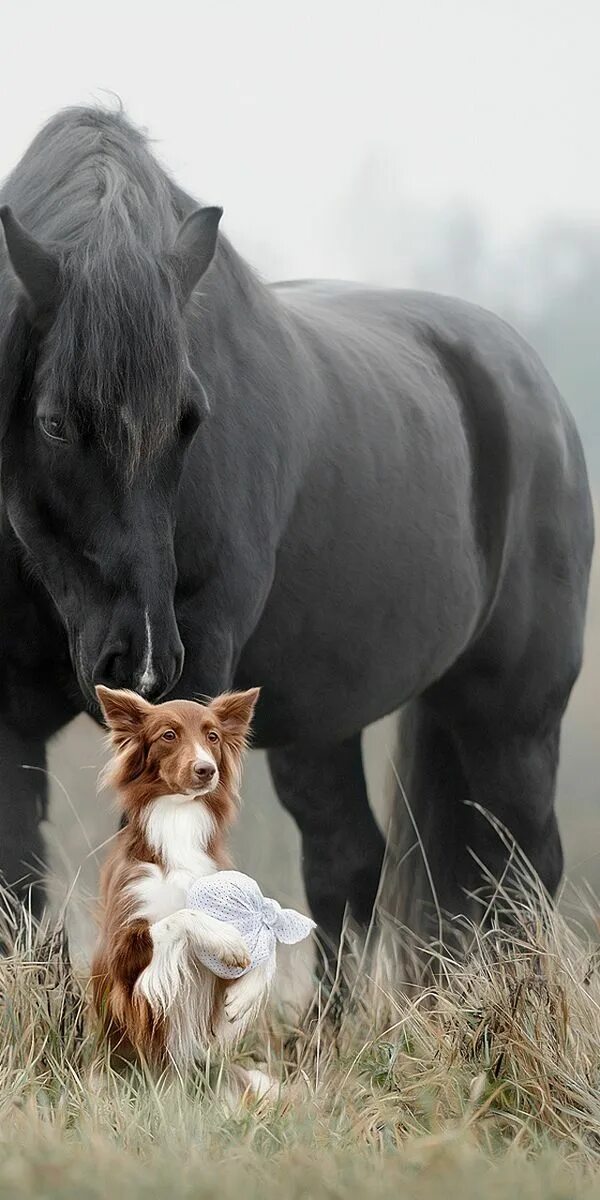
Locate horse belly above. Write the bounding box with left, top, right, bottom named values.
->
left=240, top=453, right=484, bottom=743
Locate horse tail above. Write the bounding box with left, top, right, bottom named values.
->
left=381, top=698, right=474, bottom=967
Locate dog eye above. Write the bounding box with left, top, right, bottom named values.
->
left=207, top=730, right=219, bottom=744
left=162, top=730, right=177, bottom=741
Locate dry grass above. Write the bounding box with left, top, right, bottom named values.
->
left=1, top=874, right=600, bottom=1199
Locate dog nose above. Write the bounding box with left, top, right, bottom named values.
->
left=193, top=761, right=216, bottom=786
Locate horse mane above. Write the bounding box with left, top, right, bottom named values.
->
left=0, top=107, right=195, bottom=470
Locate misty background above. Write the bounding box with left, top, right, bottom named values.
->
left=0, top=1, right=598, bottom=952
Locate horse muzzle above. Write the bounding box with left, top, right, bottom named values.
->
left=77, top=608, right=185, bottom=705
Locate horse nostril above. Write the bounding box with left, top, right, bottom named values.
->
left=194, top=762, right=216, bottom=784
left=92, top=645, right=129, bottom=690
left=138, top=653, right=185, bottom=702
left=139, top=677, right=169, bottom=702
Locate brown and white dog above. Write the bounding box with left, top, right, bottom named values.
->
left=91, top=685, right=273, bottom=1071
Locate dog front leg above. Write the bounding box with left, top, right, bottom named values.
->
left=135, top=909, right=250, bottom=1014
left=222, top=956, right=276, bottom=1038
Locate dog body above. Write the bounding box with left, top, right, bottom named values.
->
left=92, top=686, right=271, bottom=1067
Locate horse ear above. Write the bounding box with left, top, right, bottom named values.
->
left=0, top=206, right=60, bottom=324
left=172, top=206, right=222, bottom=304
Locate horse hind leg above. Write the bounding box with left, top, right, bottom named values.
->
left=438, top=588, right=582, bottom=919
left=450, top=708, right=564, bottom=903
left=388, top=685, right=565, bottom=954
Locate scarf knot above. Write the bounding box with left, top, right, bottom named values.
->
left=187, top=870, right=315, bottom=980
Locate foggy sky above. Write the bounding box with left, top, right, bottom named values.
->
left=2, top=0, right=599, bottom=281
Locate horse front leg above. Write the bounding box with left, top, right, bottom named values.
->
left=167, top=610, right=236, bottom=701
left=0, top=652, right=80, bottom=920
left=0, top=713, right=54, bottom=920
left=268, top=734, right=386, bottom=982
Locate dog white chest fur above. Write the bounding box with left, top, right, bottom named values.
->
left=129, top=795, right=273, bottom=1064
left=131, top=795, right=217, bottom=921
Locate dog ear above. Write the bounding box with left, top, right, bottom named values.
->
left=209, top=688, right=260, bottom=745
left=95, top=686, right=152, bottom=745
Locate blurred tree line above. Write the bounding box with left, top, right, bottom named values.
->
left=335, top=153, right=599, bottom=484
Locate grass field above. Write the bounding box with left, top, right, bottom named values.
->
left=2, top=868, right=600, bottom=1200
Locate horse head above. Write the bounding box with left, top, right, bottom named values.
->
left=0, top=202, right=222, bottom=706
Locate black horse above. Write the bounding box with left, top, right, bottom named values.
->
left=0, top=108, right=594, bottom=954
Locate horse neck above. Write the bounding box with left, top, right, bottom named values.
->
left=191, top=233, right=295, bottom=414
left=205, top=235, right=280, bottom=345
left=182, top=238, right=307, bottom=542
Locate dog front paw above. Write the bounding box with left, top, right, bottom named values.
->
left=224, top=985, right=254, bottom=1025
left=224, top=965, right=271, bottom=1028
left=215, top=925, right=251, bottom=972
left=222, top=946, right=251, bottom=972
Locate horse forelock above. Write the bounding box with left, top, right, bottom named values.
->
left=5, top=107, right=190, bottom=474
left=43, top=239, right=187, bottom=472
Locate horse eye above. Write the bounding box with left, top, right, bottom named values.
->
left=162, top=729, right=177, bottom=742
left=39, top=414, right=68, bottom=444
left=178, top=403, right=201, bottom=443
left=207, top=730, right=219, bottom=744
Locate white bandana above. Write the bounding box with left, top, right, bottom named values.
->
left=186, top=870, right=316, bottom=979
